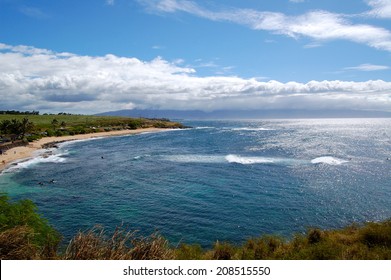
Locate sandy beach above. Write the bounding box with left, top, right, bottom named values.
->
left=0, top=127, right=166, bottom=172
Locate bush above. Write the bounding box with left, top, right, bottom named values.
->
left=360, top=220, right=391, bottom=248
left=45, top=129, right=55, bottom=137
left=128, top=119, right=143, bottom=130
left=212, top=241, right=236, bottom=260
left=176, top=244, right=203, bottom=260
left=0, top=195, right=61, bottom=259
left=26, top=134, right=42, bottom=142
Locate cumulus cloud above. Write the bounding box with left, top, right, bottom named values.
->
left=0, top=43, right=391, bottom=114
left=139, top=0, right=391, bottom=52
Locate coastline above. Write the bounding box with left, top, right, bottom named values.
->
left=0, top=127, right=167, bottom=173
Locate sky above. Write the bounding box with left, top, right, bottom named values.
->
left=0, top=0, right=391, bottom=115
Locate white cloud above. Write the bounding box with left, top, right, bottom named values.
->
left=106, top=0, right=115, bottom=6
left=19, top=6, right=50, bottom=19
left=0, top=43, right=390, bottom=114
left=139, top=0, right=391, bottom=52
left=366, top=0, right=391, bottom=18
left=344, top=63, right=390, bottom=71
left=289, top=0, right=305, bottom=3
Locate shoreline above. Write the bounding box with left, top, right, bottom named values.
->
left=0, top=127, right=167, bottom=173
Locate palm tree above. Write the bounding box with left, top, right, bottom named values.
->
left=19, top=118, right=34, bottom=139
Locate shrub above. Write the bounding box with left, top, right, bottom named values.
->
left=26, top=134, right=42, bottom=142
left=360, top=220, right=391, bottom=248
left=176, top=244, right=203, bottom=260
left=307, top=228, right=323, bottom=244
left=0, top=195, right=61, bottom=259
left=212, top=241, right=236, bottom=260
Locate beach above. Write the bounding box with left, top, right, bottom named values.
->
left=0, top=127, right=166, bottom=173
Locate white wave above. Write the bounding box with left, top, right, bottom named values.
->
left=225, top=154, right=275, bottom=165
left=230, top=127, right=274, bottom=131
left=163, top=154, right=225, bottom=163
left=163, top=154, right=301, bottom=165
left=132, top=154, right=151, bottom=160
left=195, top=126, right=215, bottom=130
left=311, top=156, right=348, bottom=165
left=164, top=154, right=347, bottom=166
left=58, top=137, right=104, bottom=148
left=5, top=152, right=68, bottom=172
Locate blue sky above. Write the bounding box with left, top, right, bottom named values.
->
left=1, top=0, right=391, bottom=114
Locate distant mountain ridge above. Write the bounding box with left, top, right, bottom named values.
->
left=96, top=109, right=391, bottom=119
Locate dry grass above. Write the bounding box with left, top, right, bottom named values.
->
left=63, top=225, right=174, bottom=260
left=0, top=226, right=40, bottom=259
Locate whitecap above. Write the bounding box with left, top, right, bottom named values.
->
left=311, top=156, right=348, bottom=165
left=132, top=154, right=151, bottom=160
left=225, top=154, right=275, bottom=165
left=195, top=126, right=215, bottom=130
left=231, top=127, right=274, bottom=131
left=163, top=154, right=225, bottom=163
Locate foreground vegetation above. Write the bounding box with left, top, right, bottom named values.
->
left=0, top=113, right=185, bottom=143
left=1, top=195, right=390, bottom=260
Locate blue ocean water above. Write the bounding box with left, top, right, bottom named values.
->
left=1, top=119, right=390, bottom=246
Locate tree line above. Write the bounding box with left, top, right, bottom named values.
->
left=0, top=118, right=34, bottom=141
left=0, top=110, right=39, bottom=115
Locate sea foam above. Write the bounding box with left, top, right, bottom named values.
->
left=4, top=152, right=68, bottom=173
left=229, top=127, right=274, bottom=131
left=311, top=156, right=348, bottom=165
left=163, top=154, right=224, bottom=163
left=225, top=154, right=275, bottom=164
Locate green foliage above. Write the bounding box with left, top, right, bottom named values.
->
left=0, top=195, right=61, bottom=259
left=0, top=114, right=184, bottom=141
left=45, top=129, right=55, bottom=137
left=175, top=244, right=204, bottom=260
left=51, top=118, right=59, bottom=131
left=175, top=221, right=391, bottom=260
left=26, top=134, right=42, bottom=142
left=359, top=221, right=391, bottom=247
left=0, top=118, right=34, bottom=140
left=127, top=119, right=144, bottom=130
left=212, top=241, right=236, bottom=260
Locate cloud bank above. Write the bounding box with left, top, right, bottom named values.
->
left=0, top=43, right=390, bottom=114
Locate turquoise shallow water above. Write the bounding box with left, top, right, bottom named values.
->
left=1, top=119, right=391, bottom=246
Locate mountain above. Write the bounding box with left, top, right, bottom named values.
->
left=96, top=109, right=391, bottom=119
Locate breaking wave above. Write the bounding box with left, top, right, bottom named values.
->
left=4, top=152, right=68, bottom=173
left=225, top=154, right=275, bottom=164
left=311, top=156, right=349, bottom=165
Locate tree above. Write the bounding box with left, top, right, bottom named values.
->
left=0, top=119, right=12, bottom=135
left=0, top=118, right=34, bottom=140
left=19, top=118, right=34, bottom=139
left=51, top=119, right=59, bottom=131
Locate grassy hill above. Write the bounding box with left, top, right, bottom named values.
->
left=0, top=114, right=185, bottom=142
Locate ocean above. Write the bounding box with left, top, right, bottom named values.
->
left=1, top=119, right=390, bottom=246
